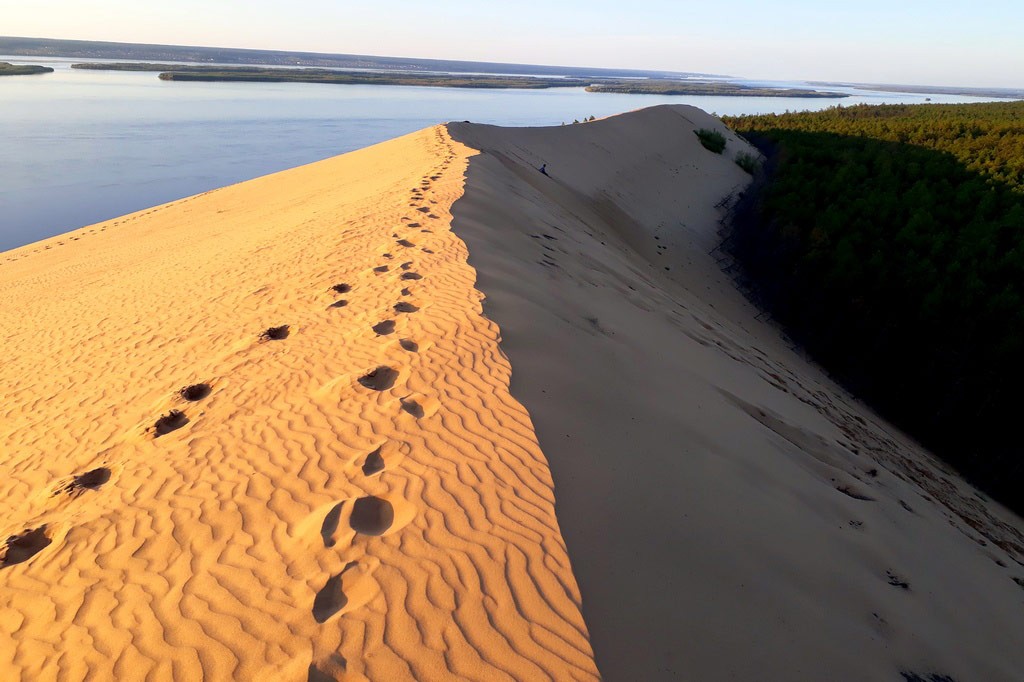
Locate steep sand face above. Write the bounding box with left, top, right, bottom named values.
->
left=0, top=127, right=597, bottom=680
left=449, top=105, right=1024, bottom=681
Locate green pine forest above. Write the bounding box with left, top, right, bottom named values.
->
left=721, top=102, right=1024, bottom=510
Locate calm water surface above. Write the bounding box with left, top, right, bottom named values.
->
left=0, top=57, right=1004, bottom=251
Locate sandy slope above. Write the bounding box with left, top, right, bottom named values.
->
left=0, top=127, right=597, bottom=680
left=449, top=105, right=1024, bottom=681
left=4, top=104, right=1024, bottom=682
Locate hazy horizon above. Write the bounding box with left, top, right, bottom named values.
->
left=3, top=1, right=1023, bottom=89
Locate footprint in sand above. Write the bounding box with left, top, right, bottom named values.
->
left=358, top=366, right=399, bottom=391
left=836, top=484, right=875, bottom=501
left=331, top=283, right=351, bottom=294
left=400, top=272, right=422, bottom=281
left=310, top=494, right=414, bottom=623
left=1, top=526, right=54, bottom=568
left=393, top=302, right=419, bottom=314
left=179, top=383, right=211, bottom=402
left=886, top=570, right=910, bottom=590
left=319, top=502, right=345, bottom=548
left=54, top=467, right=112, bottom=497
left=260, top=325, right=290, bottom=341
left=349, top=496, right=399, bottom=536
left=371, top=320, right=396, bottom=335
left=153, top=409, right=189, bottom=437
left=396, top=239, right=415, bottom=248
left=308, top=655, right=349, bottom=681
left=328, top=300, right=347, bottom=309
left=400, top=393, right=440, bottom=420
left=312, top=558, right=385, bottom=625
left=361, top=447, right=386, bottom=476
left=399, top=339, right=418, bottom=352
left=373, top=265, right=389, bottom=273
left=312, top=561, right=358, bottom=623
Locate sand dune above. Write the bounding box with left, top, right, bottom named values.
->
left=448, top=106, right=1024, bottom=681
left=0, top=126, right=595, bottom=680
left=2, top=105, right=1023, bottom=681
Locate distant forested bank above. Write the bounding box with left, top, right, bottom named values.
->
left=69, top=63, right=587, bottom=89
left=722, top=102, right=1024, bottom=511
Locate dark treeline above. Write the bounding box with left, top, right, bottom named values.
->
left=726, top=102, right=1024, bottom=192
left=721, top=102, right=1024, bottom=510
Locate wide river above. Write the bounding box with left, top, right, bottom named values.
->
left=0, top=57, right=1004, bottom=251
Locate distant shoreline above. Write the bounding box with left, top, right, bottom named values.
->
left=586, top=82, right=849, bottom=98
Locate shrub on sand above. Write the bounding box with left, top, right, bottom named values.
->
left=695, top=128, right=727, bottom=154
left=735, top=151, right=760, bottom=174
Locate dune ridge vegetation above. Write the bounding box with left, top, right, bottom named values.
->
left=723, top=102, right=1024, bottom=509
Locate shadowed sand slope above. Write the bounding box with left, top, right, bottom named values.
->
left=0, top=127, right=597, bottom=680
left=449, top=105, right=1024, bottom=681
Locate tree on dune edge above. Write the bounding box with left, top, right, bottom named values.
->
left=721, top=102, right=1024, bottom=513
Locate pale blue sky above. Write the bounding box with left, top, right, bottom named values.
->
left=5, top=1, right=1023, bottom=87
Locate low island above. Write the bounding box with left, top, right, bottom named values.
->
left=0, top=62, right=54, bottom=76
left=586, top=80, right=849, bottom=98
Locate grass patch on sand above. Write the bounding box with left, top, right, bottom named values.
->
left=695, top=129, right=727, bottom=154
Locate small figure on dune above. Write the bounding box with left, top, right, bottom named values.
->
left=539, top=163, right=550, bottom=177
